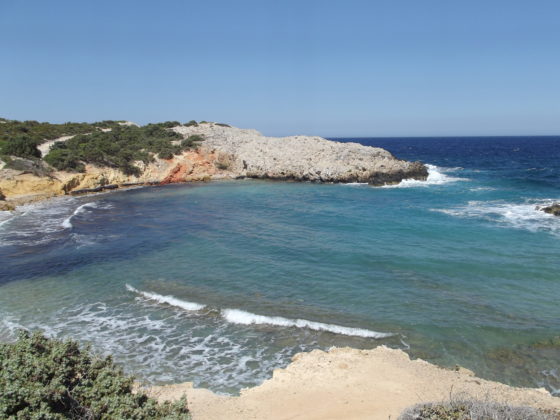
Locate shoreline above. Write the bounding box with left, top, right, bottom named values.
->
left=145, top=345, right=560, bottom=420
left=0, top=172, right=411, bottom=213
left=0, top=122, right=429, bottom=211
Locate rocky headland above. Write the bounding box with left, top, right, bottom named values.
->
left=0, top=122, right=427, bottom=210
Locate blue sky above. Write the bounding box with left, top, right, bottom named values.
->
left=1, top=1, right=559, bottom=137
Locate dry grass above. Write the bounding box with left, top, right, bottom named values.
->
left=399, top=393, right=559, bottom=420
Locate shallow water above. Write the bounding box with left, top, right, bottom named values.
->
left=1, top=136, right=559, bottom=395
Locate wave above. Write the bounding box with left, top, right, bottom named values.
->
left=221, top=308, right=393, bottom=338
left=469, top=187, right=497, bottom=192
left=61, top=202, right=100, bottom=229
left=0, top=211, right=15, bottom=228
left=126, top=284, right=206, bottom=311
left=0, top=304, right=311, bottom=394
left=127, top=286, right=392, bottom=338
left=343, top=182, right=369, bottom=187
left=383, top=164, right=469, bottom=188
left=433, top=199, right=560, bottom=236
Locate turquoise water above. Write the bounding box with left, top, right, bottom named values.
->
left=0, top=137, right=559, bottom=395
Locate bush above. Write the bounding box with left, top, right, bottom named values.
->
left=2, top=118, right=205, bottom=175
left=0, top=118, right=98, bottom=146
left=44, top=145, right=85, bottom=172
left=183, top=120, right=198, bottom=127
left=44, top=125, right=183, bottom=173
left=180, top=135, right=204, bottom=150
left=399, top=395, right=557, bottom=420
left=3, top=156, right=54, bottom=176
left=158, top=148, right=176, bottom=160
left=0, top=331, right=189, bottom=419
left=148, top=121, right=180, bottom=129
left=1, top=136, right=41, bottom=158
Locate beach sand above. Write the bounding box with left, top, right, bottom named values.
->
left=146, top=346, right=560, bottom=419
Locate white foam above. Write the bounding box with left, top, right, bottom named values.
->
left=61, top=202, right=100, bottom=229
left=126, top=285, right=392, bottom=338
left=0, top=303, right=312, bottom=393
left=469, top=187, right=497, bottom=192
left=433, top=199, right=560, bottom=235
left=126, top=284, right=205, bottom=311
left=0, top=197, right=80, bottom=247
left=343, top=182, right=369, bottom=187
left=0, top=211, right=14, bottom=228
left=383, top=164, right=468, bottom=188
left=221, top=308, right=393, bottom=338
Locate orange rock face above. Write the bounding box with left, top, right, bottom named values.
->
left=160, top=150, right=220, bottom=185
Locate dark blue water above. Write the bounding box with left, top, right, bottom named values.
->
left=0, top=136, right=559, bottom=395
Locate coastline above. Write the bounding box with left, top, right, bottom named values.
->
left=0, top=122, right=428, bottom=211
left=146, top=346, right=560, bottom=420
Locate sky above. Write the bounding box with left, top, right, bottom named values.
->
left=1, top=0, right=559, bottom=137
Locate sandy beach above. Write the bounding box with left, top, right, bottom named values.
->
left=146, top=346, right=560, bottom=419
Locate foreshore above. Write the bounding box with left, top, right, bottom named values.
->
left=145, top=346, right=560, bottom=420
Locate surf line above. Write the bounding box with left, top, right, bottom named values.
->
left=61, top=202, right=100, bottom=229
left=126, top=285, right=393, bottom=339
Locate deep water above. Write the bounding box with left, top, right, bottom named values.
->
left=0, top=136, right=559, bottom=395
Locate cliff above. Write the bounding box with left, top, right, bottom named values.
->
left=145, top=346, right=560, bottom=420
left=0, top=123, right=428, bottom=208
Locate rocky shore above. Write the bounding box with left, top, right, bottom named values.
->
left=540, top=203, right=560, bottom=216
left=145, top=346, right=560, bottom=420
left=0, top=123, right=427, bottom=209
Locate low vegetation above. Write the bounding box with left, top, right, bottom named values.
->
left=0, top=118, right=228, bottom=175
left=0, top=331, right=189, bottom=419
left=0, top=119, right=126, bottom=160
left=399, top=395, right=558, bottom=420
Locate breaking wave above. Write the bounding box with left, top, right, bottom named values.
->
left=221, top=308, right=393, bottom=338
left=62, top=202, right=101, bottom=229
left=126, top=284, right=206, bottom=311
left=126, top=285, right=392, bottom=338
left=383, top=164, right=468, bottom=188
left=433, top=199, right=560, bottom=236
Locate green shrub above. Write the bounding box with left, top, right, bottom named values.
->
left=180, top=135, right=205, bottom=150
left=158, top=148, right=176, bottom=160
left=183, top=120, right=198, bottom=127
left=0, top=331, right=189, bottom=419
left=148, top=121, right=180, bottom=129
left=44, top=125, right=182, bottom=173
left=2, top=118, right=204, bottom=175
left=44, top=145, right=85, bottom=172
left=0, top=118, right=98, bottom=146
left=1, top=136, right=41, bottom=158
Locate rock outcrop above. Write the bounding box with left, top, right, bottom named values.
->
left=0, top=123, right=428, bottom=208
left=146, top=346, right=560, bottom=420
left=175, top=124, right=428, bottom=185
left=540, top=203, right=560, bottom=216
left=0, top=188, right=15, bottom=211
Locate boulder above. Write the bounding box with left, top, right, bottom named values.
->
left=540, top=203, right=560, bottom=216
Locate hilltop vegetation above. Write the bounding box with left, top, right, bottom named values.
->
left=0, top=118, right=122, bottom=159
left=0, top=118, right=206, bottom=175
left=44, top=124, right=201, bottom=175
left=0, top=331, right=189, bottom=419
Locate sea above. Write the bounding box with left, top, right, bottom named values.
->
left=0, top=136, right=559, bottom=396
